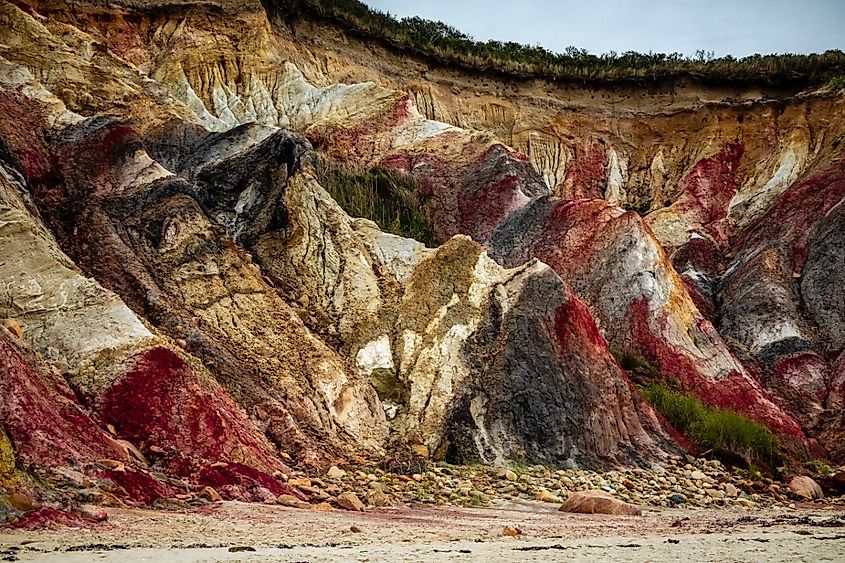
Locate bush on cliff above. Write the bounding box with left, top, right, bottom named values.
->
left=316, top=158, right=438, bottom=247
left=612, top=349, right=660, bottom=385
left=642, top=383, right=780, bottom=464
left=270, top=0, right=845, bottom=87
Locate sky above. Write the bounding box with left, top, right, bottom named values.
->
left=363, top=0, right=844, bottom=58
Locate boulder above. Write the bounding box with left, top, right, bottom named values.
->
left=76, top=505, right=108, bottom=522
left=336, top=492, right=365, bottom=511
left=788, top=476, right=824, bottom=500
left=199, top=486, right=222, bottom=503
left=366, top=490, right=390, bottom=507
left=559, top=491, right=641, bottom=516
left=277, top=494, right=311, bottom=509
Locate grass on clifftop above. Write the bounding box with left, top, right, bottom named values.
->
left=270, top=0, right=845, bottom=86
left=641, top=383, right=780, bottom=464
left=316, top=158, right=438, bottom=247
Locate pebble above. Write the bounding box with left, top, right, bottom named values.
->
left=327, top=466, right=346, bottom=479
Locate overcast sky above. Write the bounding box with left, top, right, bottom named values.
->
left=363, top=0, right=844, bottom=58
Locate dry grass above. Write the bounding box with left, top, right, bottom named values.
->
left=315, top=158, right=438, bottom=247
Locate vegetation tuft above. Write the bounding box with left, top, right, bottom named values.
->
left=269, top=0, right=845, bottom=87
left=612, top=348, right=660, bottom=385
left=315, top=158, right=438, bottom=247
left=641, top=383, right=780, bottom=464
left=807, top=459, right=835, bottom=476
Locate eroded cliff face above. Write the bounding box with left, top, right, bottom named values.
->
left=0, top=0, right=699, bottom=519
left=0, top=0, right=843, bottom=520
left=77, top=0, right=841, bottom=454
left=72, top=3, right=813, bottom=449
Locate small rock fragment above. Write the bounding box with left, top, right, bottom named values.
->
left=115, top=439, right=148, bottom=465
left=51, top=359, right=69, bottom=375
left=2, top=319, right=23, bottom=339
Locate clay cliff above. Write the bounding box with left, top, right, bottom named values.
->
left=0, top=0, right=843, bottom=520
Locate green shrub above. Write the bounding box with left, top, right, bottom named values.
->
left=828, top=75, right=845, bottom=89
left=269, top=0, right=845, bottom=87
left=695, top=409, right=779, bottom=460
left=807, top=459, right=835, bottom=476
left=612, top=349, right=660, bottom=385
left=315, top=158, right=438, bottom=247
left=641, top=384, right=779, bottom=463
